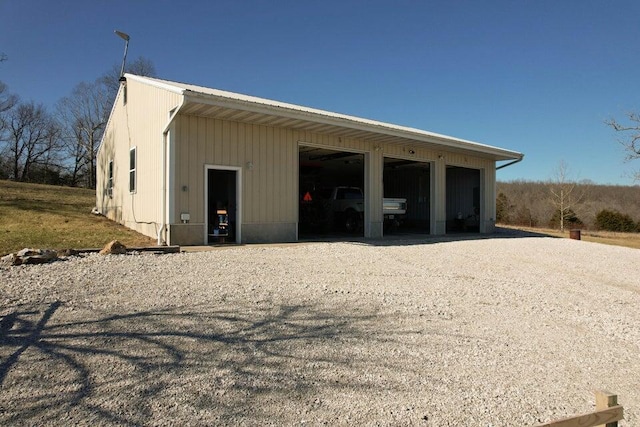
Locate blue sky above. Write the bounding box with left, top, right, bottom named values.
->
left=2, top=0, right=639, bottom=185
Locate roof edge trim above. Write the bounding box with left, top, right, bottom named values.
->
left=127, top=74, right=523, bottom=161
left=124, top=73, right=185, bottom=95
left=183, top=90, right=523, bottom=160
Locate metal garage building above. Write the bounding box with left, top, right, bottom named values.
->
left=97, top=74, right=523, bottom=245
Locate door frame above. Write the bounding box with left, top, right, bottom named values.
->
left=204, top=165, right=242, bottom=244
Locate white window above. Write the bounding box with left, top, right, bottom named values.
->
left=107, top=160, right=113, bottom=198
left=129, top=147, right=136, bottom=193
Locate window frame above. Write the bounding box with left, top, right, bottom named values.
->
left=107, top=159, right=114, bottom=198
left=129, top=147, right=137, bottom=194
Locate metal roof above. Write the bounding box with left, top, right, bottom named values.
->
left=126, top=74, right=523, bottom=162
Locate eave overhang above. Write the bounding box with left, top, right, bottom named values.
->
left=127, top=74, right=524, bottom=162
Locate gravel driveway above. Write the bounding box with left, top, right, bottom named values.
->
left=1, top=233, right=638, bottom=426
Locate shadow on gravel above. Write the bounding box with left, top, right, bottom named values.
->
left=0, top=300, right=397, bottom=425
left=300, top=226, right=556, bottom=247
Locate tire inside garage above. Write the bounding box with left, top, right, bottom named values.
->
left=299, top=146, right=365, bottom=239
left=383, top=158, right=431, bottom=235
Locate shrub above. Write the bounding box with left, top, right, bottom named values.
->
left=512, top=205, right=537, bottom=227
left=496, top=192, right=510, bottom=223
left=595, top=209, right=637, bottom=232
left=548, top=209, right=583, bottom=230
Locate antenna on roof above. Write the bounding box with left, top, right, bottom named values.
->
left=114, top=30, right=130, bottom=81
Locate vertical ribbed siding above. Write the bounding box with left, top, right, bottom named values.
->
left=484, top=165, right=497, bottom=227
left=128, top=81, right=181, bottom=229
left=172, top=114, right=499, bottom=238
left=433, top=159, right=447, bottom=234
left=97, top=78, right=182, bottom=239
left=99, top=79, right=503, bottom=242
left=173, top=118, right=299, bottom=225
left=368, top=150, right=383, bottom=224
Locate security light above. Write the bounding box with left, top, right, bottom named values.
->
left=114, top=30, right=130, bottom=80
left=115, top=30, right=130, bottom=41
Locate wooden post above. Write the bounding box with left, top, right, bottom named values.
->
left=534, top=390, right=623, bottom=427
left=595, top=391, right=618, bottom=427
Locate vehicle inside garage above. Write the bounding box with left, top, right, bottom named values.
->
left=298, top=146, right=483, bottom=238
left=383, top=157, right=431, bottom=234
left=298, top=146, right=365, bottom=238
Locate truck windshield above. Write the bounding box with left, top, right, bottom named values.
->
left=337, top=188, right=363, bottom=200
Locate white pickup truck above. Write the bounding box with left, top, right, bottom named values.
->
left=319, top=186, right=407, bottom=233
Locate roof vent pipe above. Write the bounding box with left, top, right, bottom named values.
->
left=114, top=30, right=130, bottom=82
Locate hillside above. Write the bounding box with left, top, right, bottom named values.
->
left=1, top=180, right=638, bottom=256
left=497, top=180, right=640, bottom=229
left=0, top=180, right=155, bottom=256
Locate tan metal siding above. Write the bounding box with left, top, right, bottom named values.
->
left=172, top=118, right=299, bottom=226
left=368, top=150, right=383, bottom=223
left=433, top=160, right=447, bottom=234
left=97, top=78, right=182, bottom=239
left=259, top=126, right=269, bottom=221
left=247, top=124, right=258, bottom=222
left=100, top=76, right=504, bottom=243
left=171, top=114, right=500, bottom=239
left=483, top=165, right=497, bottom=230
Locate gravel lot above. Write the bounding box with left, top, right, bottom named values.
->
left=1, top=233, right=638, bottom=426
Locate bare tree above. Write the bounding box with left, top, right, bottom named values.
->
left=5, top=102, right=61, bottom=181
left=99, top=56, right=156, bottom=108
left=0, top=54, right=17, bottom=121
left=0, top=56, right=158, bottom=186
left=0, top=74, right=19, bottom=143
left=606, top=112, right=640, bottom=181
left=54, top=57, right=157, bottom=188
left=0, top=55, right=19, bottom=178
left=0, top=82, right=19, bottom=166
left=0, top=81, right=17, bottom=113
left=57, top=80, right=110, bottom=187
left=547, top=160, right=585, bottom=232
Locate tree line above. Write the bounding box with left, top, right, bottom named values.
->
left=497, top=113, right=640, bottom=233
left=497, top=179, right=640, bottom=232
left=0, top=55, right=156, bottom=188
left=2, top=49, right=640, bottom=217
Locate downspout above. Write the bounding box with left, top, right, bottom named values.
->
left=496, top=155, right=524, bottom=170
left=159, top=96, right=186, bottom=245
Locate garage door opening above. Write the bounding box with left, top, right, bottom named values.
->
left=384, top=158, right=431, bottom=235
left=298, top=146, right=365, bottom=239
left=446, top=166, right=481, bottom=233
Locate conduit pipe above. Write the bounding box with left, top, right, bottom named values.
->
left=159, top=96, right=186, bottom=245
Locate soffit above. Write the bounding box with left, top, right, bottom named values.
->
left=126, top=75, right=522, bottom=161
left=180, top=99, right=519, bottom=161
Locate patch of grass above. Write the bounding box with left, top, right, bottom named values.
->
left=580, top=230, right=640, bottom=249
left=500, top=224, right=640, bottom=249
left=3, top=180, right=638, bottom=256
left=0, top=180, right=156, bottom=256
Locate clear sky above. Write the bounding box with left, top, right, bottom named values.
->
left=2, top=0, right=639, bottom=185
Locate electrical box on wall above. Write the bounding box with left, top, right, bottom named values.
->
left=180, top=213, right=190, bottom=223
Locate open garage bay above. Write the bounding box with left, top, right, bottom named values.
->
left=299, top=145, right=366, bottom=239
